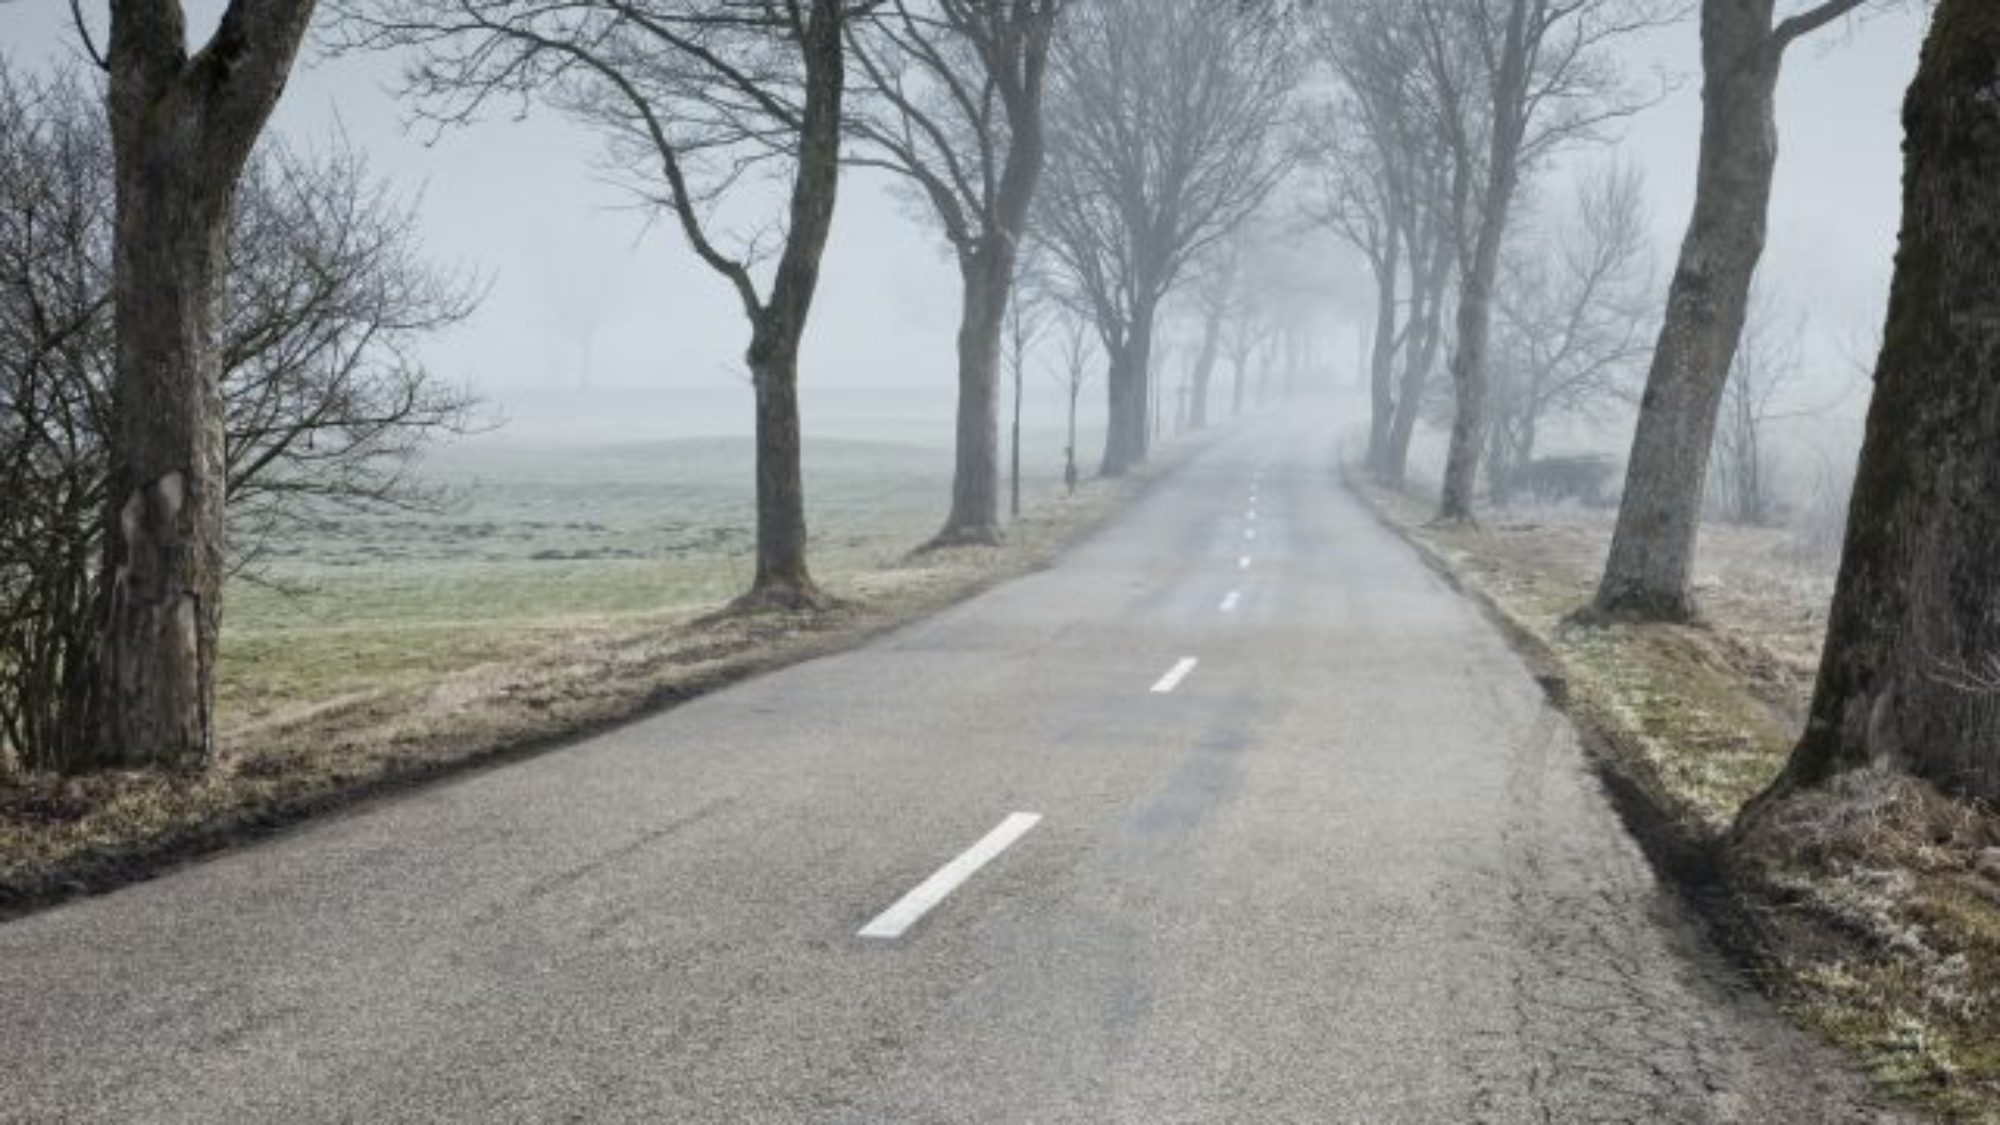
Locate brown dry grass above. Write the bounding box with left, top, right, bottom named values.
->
left=1353, top=479, right=2000, bottom=1122
left=0, top=453, right=1183, bottom=917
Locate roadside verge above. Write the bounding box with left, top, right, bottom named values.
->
left=1346, top=473, right=2000, bottom=1123
left=0, top=436, right=1213, bottom=921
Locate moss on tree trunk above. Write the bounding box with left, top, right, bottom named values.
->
left=1772, top=0, right=2000, bottom=802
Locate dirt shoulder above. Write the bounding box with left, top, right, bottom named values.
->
left=0, top=441, right=1207, bottom=922
left=1348, top=476, right=2000, bottom=1123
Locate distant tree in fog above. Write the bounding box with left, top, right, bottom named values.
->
left=1486, top=167, right=1657, bottom=504
left=1179, top=239, right=1245, bottom=434
left=1409, top=0, right=1677, bottom=525
left=1221, top=301, right=1281, bottom=423
left=331, top=0, right=864, bottom=611
left=0, top=64, right=476, bottom=773
left=1707, top=289, right=1808, bottom=527
left=1043, top=304, right=1094, bottom=494
left=1305, top=0, right=1448, bottom=485
left=846, top=0, right=1066, bottom=548
left=1595, top=0, right=1884, bottom=622
left=1036, top=0, right=1294, bottom=476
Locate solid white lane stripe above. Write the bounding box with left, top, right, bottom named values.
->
left=1220, top=591, right=1241, bottom=613
left=1151, top=657, right=1199, bottom=694
left=858, top=813, right=1042, bottom=940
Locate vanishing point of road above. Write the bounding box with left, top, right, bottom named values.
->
left=0, top=418, right=1916, bottom=1123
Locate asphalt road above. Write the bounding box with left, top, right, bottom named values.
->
left=0, top=417, right=1918, bottom=1123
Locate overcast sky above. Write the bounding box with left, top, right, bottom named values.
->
left=0, top=2, right=1930, bottom=433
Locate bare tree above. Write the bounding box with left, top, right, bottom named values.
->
left=1759, top=0, right=2000, bottom=805
left=1595, top=0, right=1879, bottom=620
left=1216, top=294, right=1280, bottom=424
left=0, top=64, right=477, bottom=774
left=1000, top=274, right=1048, bottom=519
left=1306, top=0, right=1419, bottom=475
left=1413, top=0, right=1674, bottom=524
left=332, top=0, right=863, bottom=611
left=84, top=0, right=319, bottom=770
left=1707, top=288, right=1806, bottom=526
left=1036, top=0, right=1294, bottom=476
left=1486, top=166, right=1657, bottom=502
left=1044, top=302, right=1094, bottom=493
left=846, top=0, right=1065, bottom=547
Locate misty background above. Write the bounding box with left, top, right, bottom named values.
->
left=0, top=1, right=1925, bottom=453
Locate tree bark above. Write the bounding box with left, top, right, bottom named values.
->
left=1594, top=0, right=1788, bottom=620
left=1365, top=235, right=1402, bottom=473
left=1100, top=296, right=1155, bottom=476
left=1436, top=0, right=1529, bottom=525
left=1436, top=222, right=1502, bottom=520
left=1382, top=167, right=1453, bottom=491
left=735, top=0, right=846, bottom=611
left=94, top=0, right=316, bottom=771
left=1764, top=0, right=2000, bottom=803
left=932, top=249, right=1009, bottom=546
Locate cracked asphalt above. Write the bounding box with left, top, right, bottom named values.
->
left=0, top=415, right=1921, bottom=1123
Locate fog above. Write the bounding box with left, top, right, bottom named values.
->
left=0, top=2, right=1925, bottom=446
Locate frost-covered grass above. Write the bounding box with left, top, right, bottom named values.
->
left=1353, top=476, right=2000, bottom=1122
left=2, top=421, right=1154, bottom=915
left=219, top=430, right=1086, bottom=728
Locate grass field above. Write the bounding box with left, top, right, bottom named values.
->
left=3, top=412, right=1153, bottom=913
left=218, top=424, right=1097, bottom=733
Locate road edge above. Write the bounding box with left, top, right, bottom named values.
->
left=0, top=432, right=1223, bottom=923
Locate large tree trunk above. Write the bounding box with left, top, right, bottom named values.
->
left=931, top=249, right=1009, bottom=546
left=744, top=342, right=818, bottom=608
left=94, top=0, right=316, bottom=771
left=1100, top=297, right=1156, bottom=477
left=1594, top=1, right=1785, bottom=621
left=97, top=131, right=234, bottom=771
left=1765, top=1, right=2000, bottom=803
left=735, top=0, right=845, bottom=611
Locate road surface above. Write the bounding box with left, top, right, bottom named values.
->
left=0, top=417, right=1915, bottom=1123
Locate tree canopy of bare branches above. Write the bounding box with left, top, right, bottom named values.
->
left=1595, top=0, right=1883, bottom=622
left=846, top=0, right=1065, bottom=546
left=1304, top=0, right=1459, bottom=488
left=0, top=59, right=474, bottom=773
left=1486, top=166, right=1658, bottom=501
left=331, top=0, right=866, bottom=610
left=1405, top=0, right=1677, bottom=524
left=1036, top=0, right=1295, bottom=477
left=90, top=0, right=319, bottom=771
